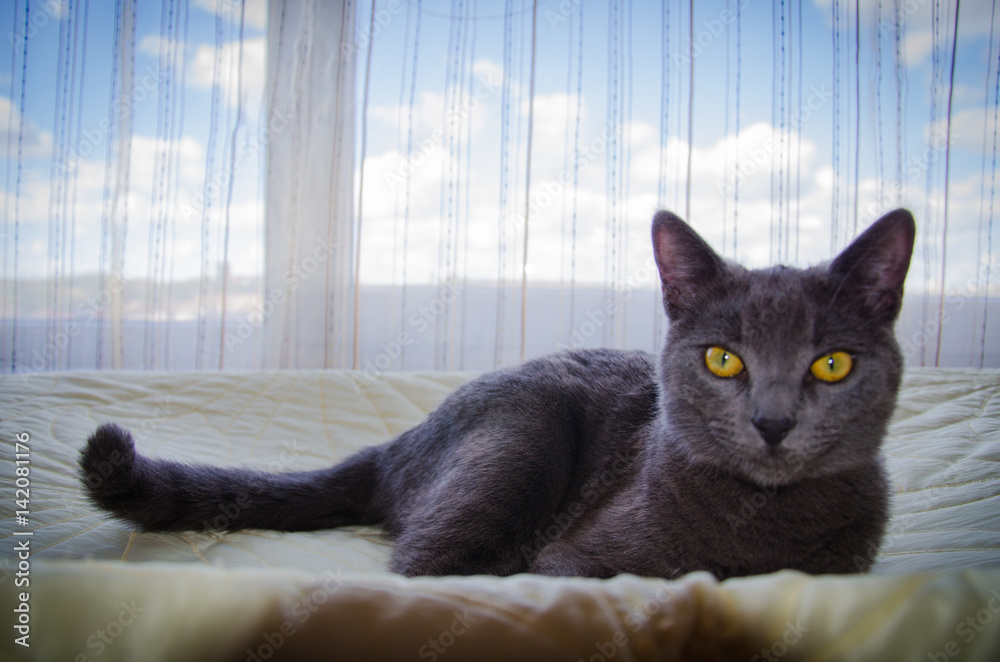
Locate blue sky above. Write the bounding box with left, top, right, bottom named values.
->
left=1, top=0, right=998, bottom=301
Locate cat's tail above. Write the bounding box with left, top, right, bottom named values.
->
left=79, top=422, right=382, bottom=532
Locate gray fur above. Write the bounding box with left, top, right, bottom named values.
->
left=80, top=209, right=915, bottom=578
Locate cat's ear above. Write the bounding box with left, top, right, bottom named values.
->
left=829, top=208, right=915, bottom=323
left=652, top=211, right=728, bottom=318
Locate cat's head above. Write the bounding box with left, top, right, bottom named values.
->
left=652, top=209, right=915, bottom=486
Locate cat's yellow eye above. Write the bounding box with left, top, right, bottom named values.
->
left=810, top=351, right=854, bottom=382
left=705, top=347, right=745, bottom=378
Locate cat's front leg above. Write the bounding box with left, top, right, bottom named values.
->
left=797, top=521, right=887, bottom=575
left=529, top=541, right=618, bottom=578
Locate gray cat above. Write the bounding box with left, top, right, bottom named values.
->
left=80, top=208, right=915, bottom=579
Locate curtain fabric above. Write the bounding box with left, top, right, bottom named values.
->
left=262, top=0, right=356, bottom=369
left=1, top=1, right=997, bottom=376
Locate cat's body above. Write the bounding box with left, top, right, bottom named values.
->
left=81, top=209, right=915, bottom=579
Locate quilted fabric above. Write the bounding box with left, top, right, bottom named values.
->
left=1, top=369, right=472, bottom=574
left=876, top=368, right=1000, bottom=573
left=0, top=366, right=998, bottom=661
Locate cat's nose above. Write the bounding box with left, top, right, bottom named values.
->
left=752, top=414, right=796, bottom=447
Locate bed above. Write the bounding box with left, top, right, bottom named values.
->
left=1, top=366, right=998, bottom=661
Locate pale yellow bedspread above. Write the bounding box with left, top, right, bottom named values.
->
left=1, top=367, right=998, bottom=661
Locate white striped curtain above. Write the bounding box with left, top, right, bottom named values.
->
left=1, top=0, right=997, bottom=375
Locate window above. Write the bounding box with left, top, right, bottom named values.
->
left=2, top=0, right=996, bottom=374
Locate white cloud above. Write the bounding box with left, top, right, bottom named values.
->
left=330, top=32, right=994, bottom=299
left=903, top=30, right=934, bottom=65
left=359, top=80, right=991, bottom=298
left=137, top=35, right=189, bottom=86
left=0, top=96, right=54, bottom=159
left=6, top=129, right=265, bottom=283
left=928, top=106, right=1000, bottom=153
left=473, top=60, right=505, bottom=89
left=188, top=37, right=266, bottom=111
left=139, top=35, right=167, bottom=56
left=902, top=0, right=996, bottom=64
left=192, top=0, right=267, bottom=30
left=359, top=103, right=832, bottom=286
